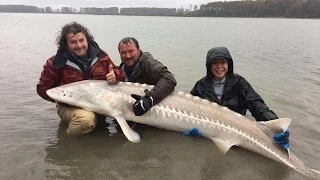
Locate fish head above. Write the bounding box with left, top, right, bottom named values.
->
left=46, top=80, right=124, bottom=116
left=46, top=81, right=91, bottom=105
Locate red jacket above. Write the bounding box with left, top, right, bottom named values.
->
left=37, top=47, right=124, bottom=102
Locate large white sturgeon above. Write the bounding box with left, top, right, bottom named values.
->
left=46, top=80, right=320, bottom=179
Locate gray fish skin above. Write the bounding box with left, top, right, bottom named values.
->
left=46, top=80, right=320, bottom=179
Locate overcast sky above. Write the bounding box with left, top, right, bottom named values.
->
left=0, top=0, right=219, bottom=9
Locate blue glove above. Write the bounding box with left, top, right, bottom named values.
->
left=183, top=128, right=202, bottom=137
left=131, top=89, right=154, bottom=116
left=273, top=129, right=290, bottom=149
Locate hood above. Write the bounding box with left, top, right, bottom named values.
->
left=86, top=41, right=100, bottom=60
left=205, top=47, right=234, bottom=79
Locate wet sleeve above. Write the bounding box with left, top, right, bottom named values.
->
left=190, top=81, right=201, bottom=96
left=240, top=77, right=278, bottom=121
left=36, top=57, right=60, bottom=102
left=145, top=59, right=177, bottom=105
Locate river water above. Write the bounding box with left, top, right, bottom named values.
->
left=0, top=13, right=319, bottom=180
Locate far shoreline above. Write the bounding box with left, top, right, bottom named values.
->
left=0, top=12, right=319, bottom=20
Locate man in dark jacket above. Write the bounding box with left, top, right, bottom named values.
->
left=189, top=47, right=290, bottom=149
left=118, top=37, right=177, bottom=116
left=37, top=22, right=125, bottom=136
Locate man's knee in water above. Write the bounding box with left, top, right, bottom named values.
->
left=67, top=110, right=96, bottom=136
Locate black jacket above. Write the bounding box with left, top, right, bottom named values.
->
left=120, top=51, right=177, bottom=105
left=190, top=47, right=278, bottom=121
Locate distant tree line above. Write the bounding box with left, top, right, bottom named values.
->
left=189, top=0, right=320, bottom=18
left=0, top=5, right=41, bottom=13
left=79, top=7, right=119, bottom=15
left=1, top=0, right=320, bottom=18
left=120, top=7, right=176, bottom=16
left=0, top=5, right=176, bottom=16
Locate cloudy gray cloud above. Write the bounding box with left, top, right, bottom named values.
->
left=1, top=0, right=215, bottom=9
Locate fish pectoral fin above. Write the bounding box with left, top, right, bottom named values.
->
left=259, top=118, right=292, bottom=134
left=210, top=138, right=238, bottom=154
left=114, top=115, right=141, bottom=143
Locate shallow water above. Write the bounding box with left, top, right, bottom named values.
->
left=0, top=13, right=319, bottom=180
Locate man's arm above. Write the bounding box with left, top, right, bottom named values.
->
left=36, top=57, right=60, bottom=102
left=239, top=77, right=278, bottom=121
left=190, top=81, right=201, bottom=97
left=145, top=59, right=177, bottom=105
left=130, top=58, right=176, bottom=116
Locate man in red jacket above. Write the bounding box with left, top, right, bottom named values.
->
left=37, top=22, right=125, bottom=136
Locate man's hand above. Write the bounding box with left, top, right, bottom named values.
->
left=106, top=64, right=116, bottom=84
left=131, top=89, right=154, bottom=116
left=273, top=129, right=290, bottom=149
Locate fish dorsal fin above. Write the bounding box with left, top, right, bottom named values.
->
left=259, top=118, right=292, bottom=134
left=210, top=138, right=238, bottom=154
